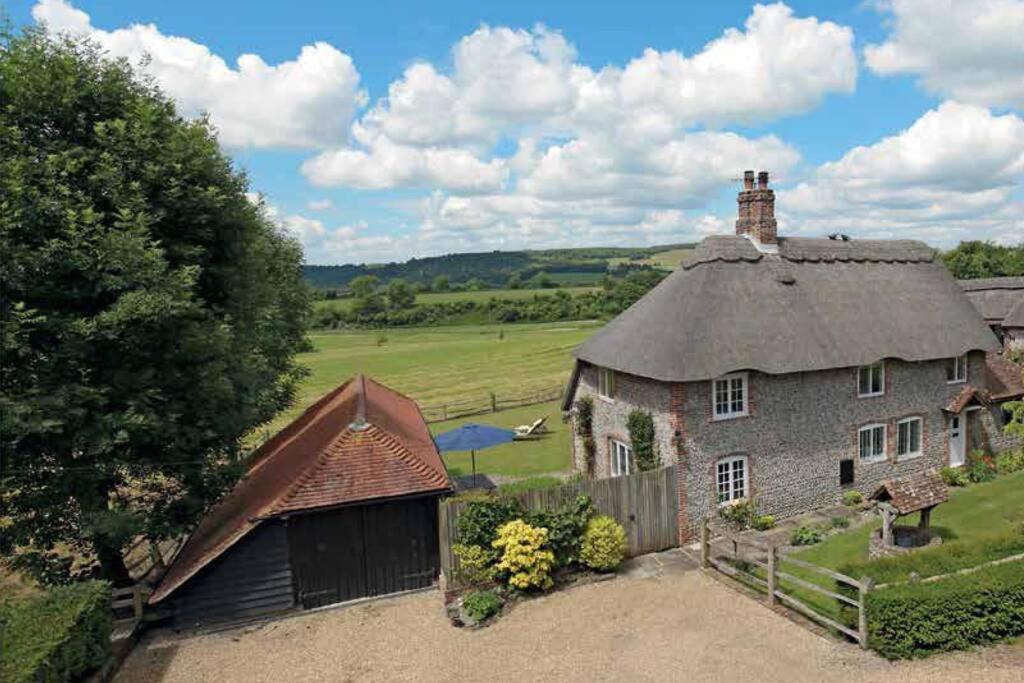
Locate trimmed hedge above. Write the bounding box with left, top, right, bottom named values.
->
left=839, top=531, right=1024, bottom=586
left=866, top=560, right=1024, bottom=659
left=0, top=581, right=112, bottom=683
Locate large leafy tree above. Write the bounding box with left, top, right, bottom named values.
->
left=944, top=241, right=1024, bottom=279
left=0, top=28, right=310, bottom=584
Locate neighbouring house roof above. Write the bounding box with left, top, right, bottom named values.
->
left=150, top=375, right=451, bottom=604
left=985, top=352, right=1024, bottom=401
left=959, top=277, right=1024, bottom=327
left=870, top=470, right=949, bottom=516
left=571, top=236, right=998, bottom=384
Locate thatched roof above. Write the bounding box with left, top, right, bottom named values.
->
left=871, top=471, right=948, bottom=515
left=960, top=277, right=1024, bottom=327
left=572, top=236, right=998, bottom=382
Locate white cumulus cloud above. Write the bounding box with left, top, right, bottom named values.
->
left=32, top=0, right=365, bottom=149
left=782, top=102, right=1024, bottom=243
left=865, top=0, right=1024, bottom=109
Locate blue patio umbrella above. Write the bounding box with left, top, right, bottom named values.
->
left=433, top=423, right=516, bottom=487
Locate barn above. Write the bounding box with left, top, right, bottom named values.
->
left=148, top=375, right=452, bottom=628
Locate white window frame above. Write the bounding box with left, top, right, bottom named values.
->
left=858, top=424, right=887, bottom=463
left=716, top=455, right=748, bottom=505
left=946, top=355, right=968, bottom=384
left=609, top=439, right=632, bottom=477
left=712, top=373, right=748, bottom=420
left=896, top=417, right=923, bottom=460
left=857, top=362, right=885, bottom=398
left=597, top=367, right=616, bottom=401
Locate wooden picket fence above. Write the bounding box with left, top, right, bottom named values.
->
left=439, top=465, right=679, bottom=588
left=419, top=384, right=564, bottom=423
left=699, top=520, right=871, bottom=648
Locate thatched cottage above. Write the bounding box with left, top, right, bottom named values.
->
left=562, top=171, right=1023, bottom=541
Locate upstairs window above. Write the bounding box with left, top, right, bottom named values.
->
left=717, top=455, right=748, bottom=504
left=610, top=439, right=632, bottom=477
left=597, top=367, right=616, bottom=400
left=946, top=355, right=968, bottom=384
left=858, top=424, right=886, bottom=463
left=713, top=373, right=748, bottom=420
left=857, top=362, right=884, bottom=397
left=897, top=417, right=923, bottom=460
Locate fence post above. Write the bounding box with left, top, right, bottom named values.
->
left=700, top=518, right=710, bottom=568
left=766, top=545, right=777, bottom=607
left=132, top=585, right=144, bottom=621
left=858, top=576, right=872, bottom=650
left=442, top=404, right=447, bottom=421
left=490, top=392, right=497, bottom=413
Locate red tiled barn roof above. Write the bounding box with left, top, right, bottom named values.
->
left=150, top=375, right=450, bottom=604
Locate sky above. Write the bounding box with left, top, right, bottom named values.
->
left=9, top=0, right=1024, bottom=264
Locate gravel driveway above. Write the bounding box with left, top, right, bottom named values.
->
left=118, top=554, right=1023, bottom=683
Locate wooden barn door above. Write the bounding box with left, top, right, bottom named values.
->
left=288, top=506, right=366, bottom=609
left=288, top=496, right=440, bottom=609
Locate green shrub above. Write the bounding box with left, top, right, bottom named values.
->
left=461, top=590, right=502, bottom=623
left=996, top=450, right=1024, bottom=475
left=966, top=450, right=998, bottom=483
left=751, top=515, right=776, bottom=531
left=830, top=516, right=850, bottom=529
left=866, top=560, right=1024, bottom=659
left=456, top=495, right=523, bottom=548
left=940, top=466, right=970, bottom=487
left=452, top=543, right=496, bottom=586
left=790, top=525, right=825, bottom=546
left=0, top=581, right=112, bottom=683
left=579, top=515, right=627, bottom=571
left=524, top=494, right=594, bottom=567
left=839, top=530, right=1024, bottom=586
left=841, top=490, right=863, bottom=507
left=718, top=498, right=756, bottom=530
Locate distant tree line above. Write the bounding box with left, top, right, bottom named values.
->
left=302, top=244, right=692, bottom=291
left=944, top=241, right=1024, bottom=279
left=313, top=271, right=667, bottom=329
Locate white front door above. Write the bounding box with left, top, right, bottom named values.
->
left=948, top=414, right=966, bottom=467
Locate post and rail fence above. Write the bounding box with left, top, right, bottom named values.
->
left=700, top=518, right=871, bottom=649
left=439, top=465, right=679, bottom=590
left=419, top=384, right=565, bottom=424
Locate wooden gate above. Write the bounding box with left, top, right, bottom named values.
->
left=288, top=496, right=440, bottom=609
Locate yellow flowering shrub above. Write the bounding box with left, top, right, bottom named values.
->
left=579, top=515, right=626, bottom=571
left=491, top=519, right=555, bottom=590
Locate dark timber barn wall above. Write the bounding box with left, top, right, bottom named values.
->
left=171, top=520, right=294, bottom=628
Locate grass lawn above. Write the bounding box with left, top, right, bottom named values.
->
left=428, top=399, right=570, bottom=478
left=313, top=286, right=599, bottom=313
left=778, top=470, right=1024, bottom=622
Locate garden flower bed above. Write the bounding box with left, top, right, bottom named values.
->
left=444, top=492, right=627, bottom=627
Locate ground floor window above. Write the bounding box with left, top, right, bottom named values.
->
left=858, top=424, right=886, bottom=462
left=897, top=417, right=923, bottom=459
left=610, top=439, right=632, bottom=477
left=716, top=455, right=747, bottom=504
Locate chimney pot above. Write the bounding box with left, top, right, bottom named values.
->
left=757, top=171, right=769, bottom=189
left=743, top=170, right=755, bottom=190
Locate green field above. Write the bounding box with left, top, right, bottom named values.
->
left=259, top=321, right=596, bottom=477
left=313, top=286, right=600, bottom=313
left=608, top=246, right=693, bottom=270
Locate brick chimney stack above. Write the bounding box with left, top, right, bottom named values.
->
left=735, top=169, right=777, bottom=244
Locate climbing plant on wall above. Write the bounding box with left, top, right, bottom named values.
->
left=574, top=397, right=595, bottom=475
left=627, top=410, right=658, bottom=471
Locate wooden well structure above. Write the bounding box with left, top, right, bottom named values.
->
left=869, top=470, right=949, bottom=557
